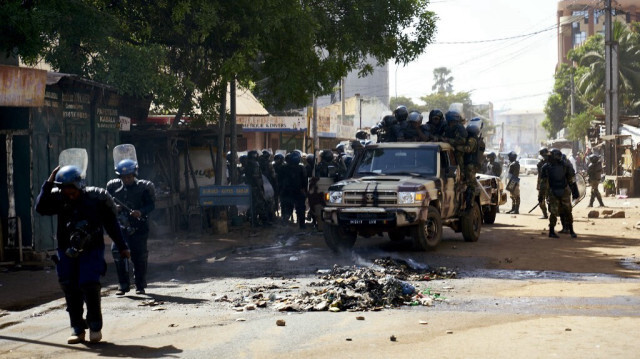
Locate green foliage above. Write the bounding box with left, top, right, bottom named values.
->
left=420, top=91, right=473, bottom=119
left=566, top=107, right=602, bottom=141
left=389, top=96, right=427, bottom=113
left=432, top=67, right=454, bottom=94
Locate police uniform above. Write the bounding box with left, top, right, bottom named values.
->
left=587, top=156, right=605, bottom=207
left=540, top=150, right=580, bottom=238
left=506, top=156, right=520, bottom=214
left=279, top=157, right=307, bottom=228
left=36, top=179, right=128, bottom=342
left=106, top=177, right=155, bottom=293
left=536, top=157, right=549, bottom=219
left=486, top=158, right=502, bottom=177
left=245, top=155, right=268, bottom=225
left=456, top=131, right=478, bottom=209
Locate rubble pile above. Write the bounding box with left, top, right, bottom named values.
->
left=236, top=258, right=457, bottom=312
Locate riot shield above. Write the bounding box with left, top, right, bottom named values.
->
left=113, top=144, right=137, bottom=166
left=572, top=173, right=587, bottom=207
left=58, top=148, right=88, bottom=178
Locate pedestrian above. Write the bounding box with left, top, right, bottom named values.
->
left=540, top=148, right=580, bottom=238
left=35, top=165, right=130, bottom=344
left=587, top=154, right=605, bottom=207
left=505, top=151, right=520, bottom=214
left=107, top=159, right=156, bottom=295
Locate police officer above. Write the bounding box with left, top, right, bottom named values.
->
left=456, top=125, right=480, bottom=209
left=334, top=143, right=348, bottom=180
left=422, top=109, right=446, bottom=141
left=259, top=150, right=277, bottom=221
left=587, top=154, right=605, bottom=207
left=485, top=152, right=502, bottom=177
left=540, top=148, right=580, bottom=238
left=534, top=147, right=550, bottom=219
left=442, top=111, right=468, bottom=170
left=371, top=115, right=398, bottom=143
left=272, top=153, right=285, bottom=216
left=392, top=105, right=410, bottom=141
left=245, top=150, right=269, bottom=226
left=36, top=165, right=130, bottom=344
left=107, top=159, right=155, bottom=296
left=506, top=151, right=520, bottom=214
left=280, top=151, right=307, bottom=228
left=404, top=111, right=430, bottom=141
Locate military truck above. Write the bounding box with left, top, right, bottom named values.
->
left=321, top=142, right=505, bottom=252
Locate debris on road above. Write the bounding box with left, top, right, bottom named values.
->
left=236, top=258, right=456, bottom=313
left=276, top=319, right=286, bottom=326
left=390, top=335, right=397, bottom=342
left=588, top=210, right=599, bottom=218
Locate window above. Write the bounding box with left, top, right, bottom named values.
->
left=573, top=31, right=587, bottom=47
left=354, top=148, right=437, bottom=177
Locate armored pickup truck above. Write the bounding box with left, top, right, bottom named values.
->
left=321, top=142, right=506, bottom=252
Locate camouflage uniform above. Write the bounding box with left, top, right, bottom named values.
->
left=587, top=157, right=604, bottom=207
left=506, top=156, right=520, bottom=214
left=540, top=149, right=579, bottom=238
left=245, top=154, right=268, bottom=226
left=456, top=135, right=478, bottom=210
left=536, top=157, right=549, bottom=219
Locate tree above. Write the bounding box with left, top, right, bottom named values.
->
left=431, top=67, right=454, bottom=94
left=566, top=107, right=602, bottom=141
left=420, top=91, right=472, bottom=119
left=389, top=96, right=427, bottom=113
left=575, top=21, right=640, bottom=115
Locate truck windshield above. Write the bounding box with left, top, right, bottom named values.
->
left=353, top=148, right=437, bottom=177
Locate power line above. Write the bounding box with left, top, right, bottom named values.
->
left=435, top=24, right=557, bottom=44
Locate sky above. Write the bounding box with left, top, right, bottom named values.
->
left=389, top=0, right=561, bottom=112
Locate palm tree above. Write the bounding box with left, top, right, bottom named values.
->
left=432, top=67, right=454, bottom=94
left=576, top=21, right=640, bottom=113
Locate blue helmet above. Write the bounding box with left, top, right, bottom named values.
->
left=115, top=159, right=138, bottom=177
left=394, top=106, right=409, bottom=122
left=289, top=152, right=301, bottom=165
left=274, top=153, right=284, bottom=161
left=54, top=165, right=85, bottom=189
left=445, top=111, right=462, bottom=125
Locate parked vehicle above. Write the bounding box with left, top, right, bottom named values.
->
left=520, top=158, right=539, bottom=175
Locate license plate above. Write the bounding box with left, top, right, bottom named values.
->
left=349, top=219, right=378, bottom=224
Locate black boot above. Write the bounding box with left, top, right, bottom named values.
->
left=506, top=202, right=515, bottom=214
left=569, top=224, right=577, bottom=238
left=513, top=199, right=519, bottom=214
left=549, top=226, right=559, bottom=238
left=559, top=217, right=569, bottom=233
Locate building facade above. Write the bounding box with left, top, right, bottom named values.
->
left=557, top=0, right=639, bottom=64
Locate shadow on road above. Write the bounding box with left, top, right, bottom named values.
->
left=0, top=335, right=182, bottom=358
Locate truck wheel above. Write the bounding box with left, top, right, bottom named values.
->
left=324, top=225, right=357, bottom=253
left=482, top=205, right=497, bottom=224
left=462, top=202, right=482, bottom=242
left=388, top=230, right=406, bottom=242
left=412, top=206, right=442, bottom=251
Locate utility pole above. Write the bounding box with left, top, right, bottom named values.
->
left=604, top=0, right=619, bottom=175
left=312, top=95, right=318, bottom=155
left=341, top=78, right=346, bottom=135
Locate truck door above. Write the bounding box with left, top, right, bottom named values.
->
left=440, top=150, right=458, bottom=218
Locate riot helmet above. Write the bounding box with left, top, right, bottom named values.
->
left=335, top=143, right=345, bottom=153
left=407, top=111, right=423, bottom=124
left=320, top=149, right=334, bottom=162
left=382, top=114, right=397, bottom=128
left=115, top=159, right=138, bottom=177
left=306, top=154, right=315, bottom=166
left=445, top=111, right=462, bottom=126
left=466, top=125, right=480, bottom=138
left=289, top=151, right=301, bottom=165
left=394, top=105, right=409, bottom=122
left=487, top=152, right=496, bottom=160
left=55, top=165, right=86, bottom=190
left=355, top=130, right=368, bottom=140
left=247, top=150, right=259, bottom=160
left=507, top=151, right=517, bottom=162
left=539, top=147, right=549, bottom=157
left=226, top=151, right=233, bottom=162
left=273, top=153, right=284, bottom=162
left=589, top=154, right=600, bottom=163
left=550, top=148, right=563, bottom=163
left=428, top=109, right=444, bottom=124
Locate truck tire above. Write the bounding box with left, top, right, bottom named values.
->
left=388, top=230, right=406, bottom=242
left=462, top=202, right=482, bottom=242
left=482, top=205, right=497, bottom=224
left=324, top=224, right=357, bottom=253
left=412, top=206, right=442, bottom=251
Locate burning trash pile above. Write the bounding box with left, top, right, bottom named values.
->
left=232, top=258, right=457, bottom=312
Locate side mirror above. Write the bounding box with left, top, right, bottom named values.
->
left=446, top=166, right=458, bottom=178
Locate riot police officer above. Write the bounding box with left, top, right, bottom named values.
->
left=587, top=154, right=605, bottom=207
left=259, top=150, right=277, bottom=221
left=506, top=151, right=520, bottom=214
left=272, top=153, right=285, bottom=214
left=404, top=111, right=430, bottom=141
left=392, top=105, right=410, bottom=141
left=36, top=165, right=130, bottom=344
left=245, top=150, right=269, bottom=226
left=371, top=115, right=398, bottom=142
left=422, top=109, right=446, bottom=141
left=540, top=148, right=580, bottom=238
left=457, top=125, right=480, bottom=209
left=280, top=152, right=307, bottom=228
left=485, top=152, right=502, bottom=177
left=107, top=159, right=156, bottom=296
left=536, top=147, right=550, bottom=219
left=442, top=111, right=468, bottom=171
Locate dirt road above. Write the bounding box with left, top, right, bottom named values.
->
left=1, top=176, right=639, bottom=358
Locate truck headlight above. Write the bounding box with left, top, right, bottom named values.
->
left=398, top=191, right=426, bottom=204
left=328, top=191, right=343, bottom=204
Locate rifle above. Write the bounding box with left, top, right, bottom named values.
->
left=528, top=203, right=539, bottom=214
